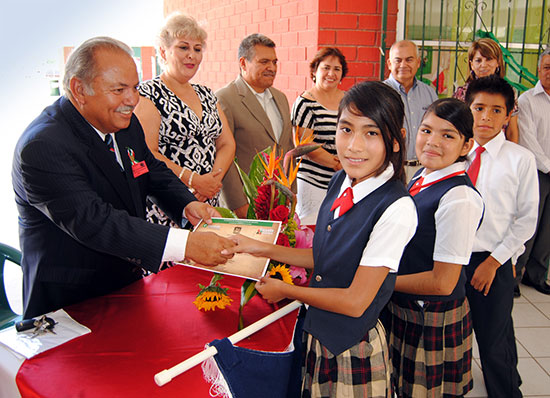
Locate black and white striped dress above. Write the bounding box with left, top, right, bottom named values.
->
left=291, top=95, right=338, bottom=225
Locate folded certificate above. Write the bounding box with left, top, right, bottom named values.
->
left=179, top=218, right=281, bottom=280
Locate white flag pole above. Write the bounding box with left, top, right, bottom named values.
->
left=154, top=299, right=302, bottom=387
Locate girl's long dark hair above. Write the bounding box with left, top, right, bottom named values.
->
left=338, top=81, right=406, bottom=183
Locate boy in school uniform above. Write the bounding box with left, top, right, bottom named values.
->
left=464, top=75, right=539, bottom=397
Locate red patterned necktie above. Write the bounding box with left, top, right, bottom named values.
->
left=408, top=176, right=425, bottom=196
left=330, top=187, right=354, bottom=216
left=468, top=146, right=486, bottom=186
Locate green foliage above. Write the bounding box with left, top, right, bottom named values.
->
left=215, top=207, right=238, bottom=219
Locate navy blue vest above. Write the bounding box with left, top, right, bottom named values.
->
left=394, top=171, right=479, bottom=302
left=304, top=170, right=409, bottom=356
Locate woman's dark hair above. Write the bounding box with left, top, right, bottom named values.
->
left=310, top=47, right=348, bottom=81
left=422, top=98, right=474, bottom=162
left=337, top=81, right=406, bottom=183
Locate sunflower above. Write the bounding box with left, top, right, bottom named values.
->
left=269, top=264, right=294, bottom=285
left=193, top=288, right=233, bottom=311
left=194, top=274, right=233, bottom=311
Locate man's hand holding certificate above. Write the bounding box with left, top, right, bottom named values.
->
left=180, top=218, right=282, bottom=280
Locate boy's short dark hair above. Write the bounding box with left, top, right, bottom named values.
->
left=465, top=75, right=515, bottom=114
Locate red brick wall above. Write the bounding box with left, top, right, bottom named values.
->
left=318, top=0, right=398, bottom=89
left=163, top=0, right=398, bottom=103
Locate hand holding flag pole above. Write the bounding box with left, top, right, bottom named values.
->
left=154, top=300, right=302, bottom=386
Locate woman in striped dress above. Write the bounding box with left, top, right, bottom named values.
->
left=291, top=47, right=347, bottom=226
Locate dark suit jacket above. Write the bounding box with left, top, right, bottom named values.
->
left=12, top=96, right=196, bottom=318
left=216, top=75, right=294, bottom=210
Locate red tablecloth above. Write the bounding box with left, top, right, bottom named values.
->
left=15, top=266, right=298, bottom=397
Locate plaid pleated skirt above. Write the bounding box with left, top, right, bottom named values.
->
left=386, top=297, right=473, bottom=398
left=302, top=320, right=391, bottom=398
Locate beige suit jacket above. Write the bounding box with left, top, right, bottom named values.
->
left=216, top=75, right=294, bottom=210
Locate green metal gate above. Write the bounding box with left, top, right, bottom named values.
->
left=394, top=0, right=550, bottom=96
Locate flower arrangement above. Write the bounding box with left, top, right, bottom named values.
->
left=194, top=127, right=318, bottom=328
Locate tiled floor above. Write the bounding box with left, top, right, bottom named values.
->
left=3, top=264, right=550, bottom=397
left=466, top=283, right=550, bottom=397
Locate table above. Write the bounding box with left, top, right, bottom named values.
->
left=0, top=266, right=298, bottom=397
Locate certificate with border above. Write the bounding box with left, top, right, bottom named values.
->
left=178, top=218, right=281, bottom=281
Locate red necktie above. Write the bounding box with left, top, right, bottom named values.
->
left=330, top=187, right=354, bottom=216
left=408, top=176, right=424, bottom=196
left=468, top=146, right=486, bottom=186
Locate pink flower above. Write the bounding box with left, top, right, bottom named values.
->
left=295, top=226, right=314, bottom=249
left=289, top=266, right=308, bottom=285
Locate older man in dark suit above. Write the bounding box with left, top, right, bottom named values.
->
left=216, top=34, right=294, bottom=218
left=12, top=37, right=234, bottom=318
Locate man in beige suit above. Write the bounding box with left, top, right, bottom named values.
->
left=216, top=34, right=294, bottom=218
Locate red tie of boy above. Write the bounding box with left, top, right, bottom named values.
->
left=468, top=146, right=486, bottom=186
left=330, top=187, right=354, bottom=216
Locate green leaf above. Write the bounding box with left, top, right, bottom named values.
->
left=248, top=147, right=272, bottom=189
left=235, top=160, right=258, bottom=205
left=240, top=279, right=258, bottom=307
left=215, top=207, right=238, bottom=219
left=246, top=204, right=256, bottom=219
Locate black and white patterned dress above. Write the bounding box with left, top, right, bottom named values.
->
left=138, top=77, right=223, bottom=226
left=291, top=95, right=338, bottom=225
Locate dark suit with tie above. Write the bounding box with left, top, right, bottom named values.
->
left=12, top=96, right=196, bottom=318
left=216, top=75, right=294, bottom=210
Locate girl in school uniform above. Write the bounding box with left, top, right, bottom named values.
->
left=385, top=98, right=484, bottom=398
left=223, top=81, right=418, bottom=398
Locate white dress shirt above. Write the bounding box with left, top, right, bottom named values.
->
left=93, top=127, right=189, bottom=266
left=518, top=80, right=550, bottom=173
left=467, top=132, right=539, bottom=264
left=411, top=162, right=484, bottom=264
left=335, top=165, right=418, bottom=272
left=242, top=79, right=284, bottom=141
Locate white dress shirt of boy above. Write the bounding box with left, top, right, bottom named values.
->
left=334, top=164, right=417, bottom=272
left=468, top=132, right=539, bottom=264
left=410, top=161, right=484, bottom=264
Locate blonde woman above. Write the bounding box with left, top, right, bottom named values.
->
left=135, top=13, right=235, bottom=225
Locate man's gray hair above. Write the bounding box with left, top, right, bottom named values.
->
left=389, top=40, right=420, bottom=58
left=238, top=33, right=275, bottom=61
left=63, top=36, right=134, bottom=97
left=539, top=47, right=550, bottom=69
